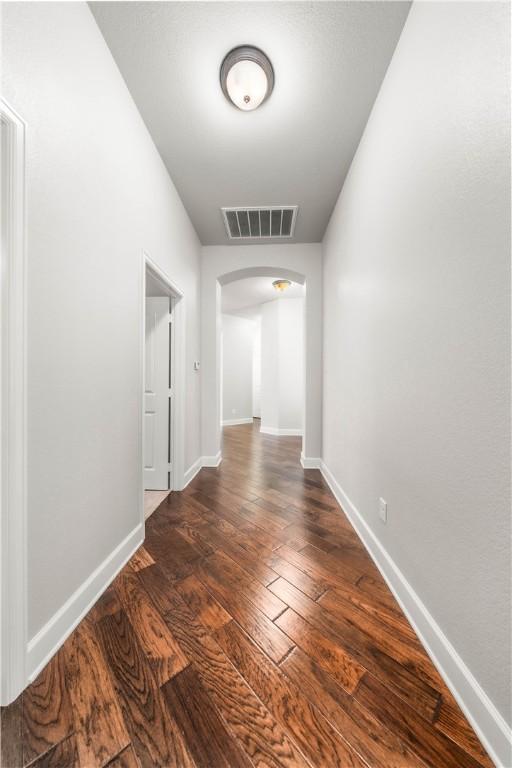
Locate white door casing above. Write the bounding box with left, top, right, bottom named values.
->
left=144, top=297, right=171, bottom=490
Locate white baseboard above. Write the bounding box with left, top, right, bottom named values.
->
left=319, top=460, right=511, bottom=768
left=222, top=418, right=253, bottom=426
left=183, top=457, right=202, bottom=487
left=201, top=451, right=222, bottom=468
left=27, top=523, right=143, bottom=682
left=260, top=426, right=303, bottom=436
left=300, top=454, right=321, bottom=469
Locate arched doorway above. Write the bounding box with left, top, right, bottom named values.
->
left=200, top=246, right=322, bottom=468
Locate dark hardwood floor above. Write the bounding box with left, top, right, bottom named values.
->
left=1, top=421, right=493, bottom=767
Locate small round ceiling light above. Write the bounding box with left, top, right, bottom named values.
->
left=220, top=45, right=274, bottom=111
left=272, top=279, right=291, bottom=293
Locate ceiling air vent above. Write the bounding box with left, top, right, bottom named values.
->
left=221, top=206, right=298, bottom=240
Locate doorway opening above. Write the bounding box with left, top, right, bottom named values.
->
left=142, top=254, right=185, bottom=520
left=220, top=275, right=305, bottom=446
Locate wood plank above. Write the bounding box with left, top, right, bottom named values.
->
left=188, top=491, right=253, bottom=534
left=22, top=648, right=74, bottom=766
left=280, top=647, right=426, bottom=768
left=318, top=587, right=446, bottom=690
left=113, top=568, right=188, bottom=685
left=239, top=521, right=281, bottom=552
left=1, top=695, right=22, bottom=768
left=88, top=584, right=123, bottom=623
left=107, top=745, right=141, bottom=768
left=276, top=544, right=361, bottom=590
left=320, top=586, right=421, bottom=652
left=354, top=673, right=484, bottom=768
left=434, top=698, right=494, bottom=767
left=157, top=581, right=310, bottom=768
left=128, top=546, right=155, bottom=572
left=356, top=573, right=403, bottom=613
left=145, top=527, right=202, bottom=581
left=161, top=665, right=252, bottom=768
left=270, top=577, right=440, bottom=721
left=275, top=608, right=364, bottom=694
left=64, top=616, right=130, bottom=767
left=136, top=563, right=180, bottom=617
left=97, top=609, right=195, bottom=768
left=28, top=734, right=79, bottom=768
left=207, top=550, right=287, bottom=620
left=173, top=524, right=215, bottom=558
left=205, top=512, right=274, bottom=558
left=302, top=543, right=371, bottom=583
left=215, top=620, right=368, bottom=768
left=322, top=580, right=419, bottom=644
left=175, top=573, right=231, bottom=631
left=191, top=483, right=259, bottom=509
left=284, top=519, right=362, bottom=551
left=262, top=551, right=327, bottom=600
left=198, top=524, right=278, bottom=586
left=238, top=501, right=291, bottom=533
left=197, top=561, right=294, bottom=663
left=274, top=522, right=338, bottom=553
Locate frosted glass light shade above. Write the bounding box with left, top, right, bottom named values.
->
left=220, top=46, right=274, bottom=111
left=226, top=60, right=268, bottom=111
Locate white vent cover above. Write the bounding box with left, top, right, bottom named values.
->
left=221, top=206, right=298, bottom=239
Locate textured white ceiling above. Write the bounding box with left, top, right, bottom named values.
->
left=90, top=1, right=410, bottom=245
left=222, top=276, right=304, bottom=317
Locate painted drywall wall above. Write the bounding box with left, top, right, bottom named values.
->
left=261, top=302, right=280, bottom=432
left=201, top=244, right=322, bottom=461
left=252, top=315, right=261, bottom=418
left=221, top=314, right=254, bottom=424
left=322, top=0, right=511, bottom=728
left=261, top=298, right=304, bottom=433
left=2, top=2, right=201, bottom=641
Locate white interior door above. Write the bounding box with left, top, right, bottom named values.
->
left=144, top=297, right=170, bottom=490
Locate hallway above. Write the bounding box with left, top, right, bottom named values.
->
left=2, top=424, right=492, bottom=768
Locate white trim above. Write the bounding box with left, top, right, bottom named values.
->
left=222, top=418, right=253, bottom=426
left=320, top=460, right=512, bottom=768
left=1, top=99, right=28, bottom=706
left=260, top=426, right=303, bottom=436
left=183, top=457, right=202, bottom=488
left=201, top=451, right=222, bottom=468
left=300, top=454, right=321, bottom=469
left=27, top=524, right=143, bottom=683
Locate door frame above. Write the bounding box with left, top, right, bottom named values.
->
left=1, top=99, right=28, bottom=705
left=141, top=253, right=185, bottom=526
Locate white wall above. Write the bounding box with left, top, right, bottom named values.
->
left=261, top=302, right=280, bottom=431
left=252, top=315, right=261, bottom=418
left=201, top=244, right=322, bottom=461
left=323, top=0, right=510, bottom=741
left=261, top=298, right=304, bottom=434
left=221, top=314, right=254, bottom=425
left=2, top=2, right=201, bottom=656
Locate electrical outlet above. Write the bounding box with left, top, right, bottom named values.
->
left=379, top=497, right=387, bottom=523
left=232, top=408, right=236, bottom=415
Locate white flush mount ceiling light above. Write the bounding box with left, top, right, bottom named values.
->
left=220, top=45, right=274, bottom=111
